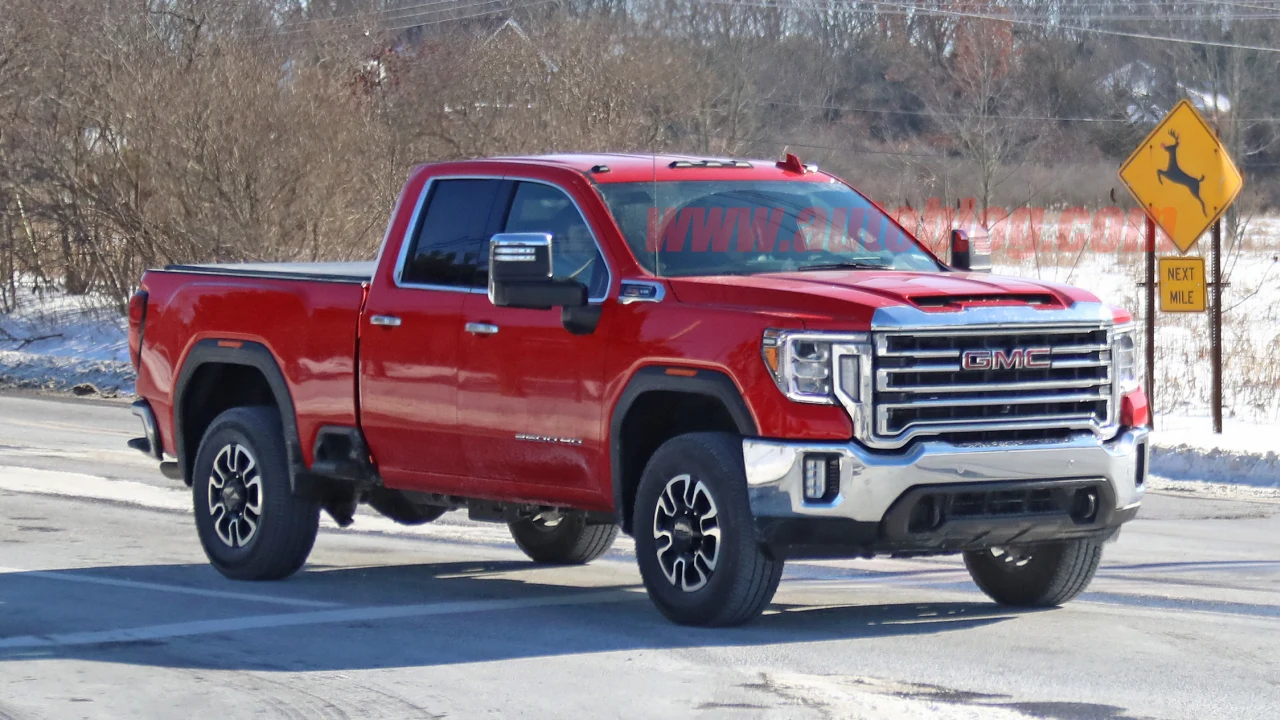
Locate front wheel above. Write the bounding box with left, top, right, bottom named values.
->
left=192, top=406, right=320, bottom=581
left=964, top=539, right=1103, bottom=607
left=508, top=512, right=618, bottom=565
left=633, top=432, right=783, bottom=627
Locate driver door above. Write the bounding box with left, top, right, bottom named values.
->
left=456, top=180, right=612, bottom=501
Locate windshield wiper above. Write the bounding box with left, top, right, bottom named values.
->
left=794, top=261, right=890, bottom=272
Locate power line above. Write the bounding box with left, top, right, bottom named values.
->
left=760, top=98, right=1280, bottom=124
left=256, top=0, right=553, bottom=41
left=262, top=0, right=1280, bottom=124
left=270, top=0, right=1280, bottom=40
left=869, top=0, right=1280, bottom=52
left=270, top=0, right=552, bottom=39
left=760, top=99, right=1129, bottom=123
left=888, top=0, right=1280, bottom=11
left=382, top=0, right=558, bottom=31
left=679, top=130, right=949, bottom=157
left=681, top=0, right=1280, bottom=51
left=686, top=0, right=1280, bottom=21
left=273, top=0, right=496, bottom=36
left=263, top=0, right=552, bottom=46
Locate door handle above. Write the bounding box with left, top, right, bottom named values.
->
left=370, top=315, right=401, bottom=327
left=465, top=322, right=500, bottom=336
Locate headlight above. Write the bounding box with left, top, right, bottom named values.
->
left=1113, top=325, right=1139, bottom=393
left=762, top=329, right=868, bottom=404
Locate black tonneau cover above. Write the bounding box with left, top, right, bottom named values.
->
left=163, top=262, right=375, bottom=284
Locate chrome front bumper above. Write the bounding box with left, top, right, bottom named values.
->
left=744, top=428, right=1149, bottom=524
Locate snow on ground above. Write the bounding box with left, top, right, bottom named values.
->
left=0, top=350, right=135, bottom=396
left=1148, top=415, right=1280, bottom=492
left=0, top=285, right=134, bottom=395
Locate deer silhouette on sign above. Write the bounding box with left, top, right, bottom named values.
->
left=1157, top=130, right=1207, bottom=216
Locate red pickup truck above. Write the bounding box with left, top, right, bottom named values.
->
left=127, top=153, right=1149, bottom=626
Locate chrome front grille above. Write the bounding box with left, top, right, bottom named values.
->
left=871, top=325, right=1113, bottom=445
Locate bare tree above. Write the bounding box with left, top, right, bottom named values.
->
left=2, top=0, right=1280, bottom=313
left=923, top=10, right=1039, bottom=214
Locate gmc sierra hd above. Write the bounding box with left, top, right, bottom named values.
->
left=127, top=153, right=1150, bottom=626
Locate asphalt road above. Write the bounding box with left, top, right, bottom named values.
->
left=1, top=391, right=1278, bottom=720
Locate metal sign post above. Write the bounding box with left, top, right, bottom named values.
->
left=1145, top=216, right=1156, bottom=420
left=1211, top=219, right=1223, bottom=434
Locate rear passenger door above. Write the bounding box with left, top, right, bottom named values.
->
left=359, top=178, right=505, bottom=490
left=456, top=180, right=612, bottom=502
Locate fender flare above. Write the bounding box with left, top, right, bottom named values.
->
left=609, top=366, right=758, bottom=529
left=174, top=339, right=303, bottom=484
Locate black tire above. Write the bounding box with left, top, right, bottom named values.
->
left=192, top=406, right=320, bottom=581
left=632, top=432, right=783, bottom=627
left=508, top=513, right=618, bottom=565
left=964, top=540, right=1103, bottom=607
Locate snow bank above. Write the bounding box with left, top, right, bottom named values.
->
left=0, top=350, right=134, bottom=395
left=1149, top=415, right=1280, bottom=489
left=0, top=285, right=135, bottom=395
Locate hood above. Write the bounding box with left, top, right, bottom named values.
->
left=665, top=270, right=1101, bottom=328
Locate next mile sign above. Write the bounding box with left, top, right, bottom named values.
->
left=1158, top=256, right=1207, bottom=312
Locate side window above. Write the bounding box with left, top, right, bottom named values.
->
left=503, top=182, right=608, bottom=299
left=401, top=179, right=502, bottom=288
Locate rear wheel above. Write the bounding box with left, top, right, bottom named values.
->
left=964, top=539, right=1103, bottom=607
left=633, top=432, right=782, bottom=626
left=192, top=406, right=320, bottom=581
left=508, top=512, right=618, bottom=565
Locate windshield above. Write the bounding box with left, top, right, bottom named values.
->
left=596, top=179, right=941, bottom=277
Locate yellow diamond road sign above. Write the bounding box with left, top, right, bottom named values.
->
left=1119, top=99, right=1243, bottom=254
left=1158, top=256, right=1206, bottom=312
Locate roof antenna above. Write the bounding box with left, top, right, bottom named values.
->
left=776, top=152, right=806, bottom=174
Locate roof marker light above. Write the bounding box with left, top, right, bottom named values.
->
left=668, top=159, right=753, bottom=169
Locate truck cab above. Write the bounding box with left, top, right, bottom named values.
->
left=128, top=153, right=1150, bottom=626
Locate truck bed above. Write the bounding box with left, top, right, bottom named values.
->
left=137, top=265, right=369, bottom=467
left=164, top=262, right=375, bottom=284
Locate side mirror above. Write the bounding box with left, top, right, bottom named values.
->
left=488, top=233, right=588, bottom=310
left=950, top=228, right=992, bottom=273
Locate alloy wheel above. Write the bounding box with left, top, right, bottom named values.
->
left=207, top=443, right=263, bottom=548
left=652, top=473, right=721, bottom=592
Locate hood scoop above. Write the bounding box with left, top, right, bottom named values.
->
left=910, top=293, right=1061, bottom=310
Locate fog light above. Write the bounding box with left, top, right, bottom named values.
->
left=803, top=456, right=826, bottom=500
left=802, top=454, right=839, bottom=502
